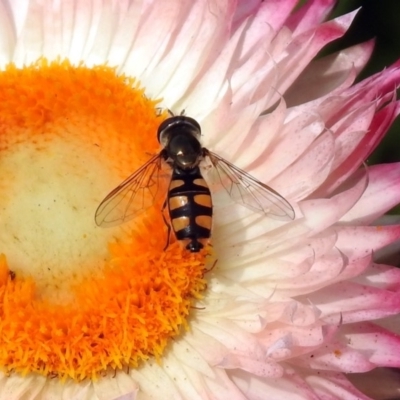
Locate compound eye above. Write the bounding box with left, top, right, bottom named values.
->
left=188, top=121, right=201, bottom=141
left=182, top=117, right=201, bottom=135
left=157, top=116, right=178, bottom=146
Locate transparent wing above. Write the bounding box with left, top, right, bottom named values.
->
left=95, top=153, right=168, bottom=227
left=205, top=150, right=295, bottom=220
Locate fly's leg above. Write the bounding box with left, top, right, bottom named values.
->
left=162, top=198, right=171, bottom=251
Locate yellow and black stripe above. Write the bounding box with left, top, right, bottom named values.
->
left=168, top=166, right=212, bottom=252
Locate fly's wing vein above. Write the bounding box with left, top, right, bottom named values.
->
left=95, top=153, right=167, bottom=227
left=205, top=150, right=295, bottom=220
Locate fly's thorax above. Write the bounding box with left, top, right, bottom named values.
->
left=166, top=133, right=203, bottom=169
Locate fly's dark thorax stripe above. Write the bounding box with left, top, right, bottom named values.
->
left=168, top=167, right=212, bottom=241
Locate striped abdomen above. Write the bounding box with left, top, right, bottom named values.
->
left=168, top=167, right=212, bottom=252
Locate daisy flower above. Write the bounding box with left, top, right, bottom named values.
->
left=0, top=0, right=400, bottom=399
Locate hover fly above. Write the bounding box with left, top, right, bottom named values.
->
left=95, top=114, right=295, bottom=252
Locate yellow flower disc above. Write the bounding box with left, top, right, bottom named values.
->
left=0, top=59, right=210, bottom=381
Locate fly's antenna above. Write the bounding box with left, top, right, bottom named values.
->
left=155, top=107, right=164, bottom=116
left=163, top=109, right=185, bottom=117
left=156, top=108, right=175, bottom=117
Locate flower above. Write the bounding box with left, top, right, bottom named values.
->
left=0, top=0, right=400, bottom=399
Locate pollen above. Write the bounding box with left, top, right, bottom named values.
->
left=0, top=59, right=210, bottom=380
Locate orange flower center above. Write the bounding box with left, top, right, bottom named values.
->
left=0, top=59, right=210, bottom=381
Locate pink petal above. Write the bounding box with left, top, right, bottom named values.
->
left=230, top=368, right=371, bottom=400
left=335, top=225, right=400, bottom=260
left=305, top=280, right=400, bottom=323
left=248, top=106, right=325, bottom=183
left=252, top=0, right=298, bottom=33
left=267, top=130, right=335, bottom=199
left=294, top=60, right=400, bottom=125
left=93, top=373, right=138, bottom=400
left=342, top=163, right=400, bottom=224
left=202, top=368, right=248, bottom=400
left=293, top=323, right=400, bottom=372
left=233, top=100, right=289, bottom=168
left=12, top=0, right=133, bottom=66
left=286, top=40, right=375, bottom=106
left=195, top=319, right=264, bottom=361
left=342, top=323, right=400, bottom=368
left=286, top=0, right=336, bottom=35
left=108, top=1, right=146, bottom=68
left=256, top=320, right=329, bottom=350
left=360, top=263, right=400, bottom=291
left=139, top=0, right=234, bottom=104
left=344, top=59, right=400, bottom=103
left=0, top=0, right=16, bottom=65
left=300, top=370, right=372, bottom=400
left=274, top=11, right=358, bottom=101
left=7, top=0, right=29, bottom=36
left=118, top=1, right=181, bottom=77
left=230, top=368, right=318, bottom=400
left=299, top=342, right=375, bottom=373
left=298, top=167, right=368, bottom=233
left=329, top=103, right=377, bottom=170
left=269, top=255, right=372, bottom=298
left=232, top=0, right=261, bottom=29
left=316, top=101, right=400, bottom=196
